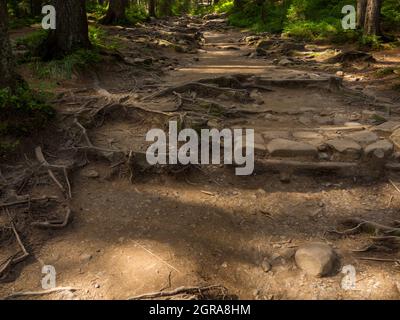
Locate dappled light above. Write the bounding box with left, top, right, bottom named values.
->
left=0, top=0, right=400, bottom=304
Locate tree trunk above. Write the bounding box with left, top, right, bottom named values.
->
left=101, top=0, right=128, bottom=24
left=149, top=0, right=156, bottom=17
left=233, top=0, right=243, bottom=10
left=159, top=0, right=173, bottom=16
left=364, top=0, right=382, bottom=35
left=0, top=0, right=18, bottom=90
left=31, top=0, right=43, bottom=16
left=42, top=0, right=90, bottom=59
left=356, top=0, right=367, bottom=29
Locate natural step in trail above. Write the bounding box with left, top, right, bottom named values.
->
left=1, top=13, right=400, bottom=300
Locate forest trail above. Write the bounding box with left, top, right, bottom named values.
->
left=2, top=15, right=400, bottom=300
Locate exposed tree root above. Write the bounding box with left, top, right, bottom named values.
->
left=331, top=219, right=400, bottom=261
left=0, top=196, right=59, bottom=209
left=128, top=284, right=227, bottom=300
left=0, top=210, right=29, bottom=279
left=333, top=218, right=400, bottom=236
left=143, top=82, right=251, bottom=102
left=35, top=147, right=72, bottom=199
left=31, top=206, right=71, bottom=229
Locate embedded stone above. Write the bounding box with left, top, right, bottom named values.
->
left=267, top=139, right=317, bottom=158
left=295, top=243, right=337, bottom=277
left=364, top=139, right=393, bottom=158
left=346, top=131, right=379, bottom=145
left=326, top=138, right=362, bottom=159
left=372, top=121, right=400, bottom=133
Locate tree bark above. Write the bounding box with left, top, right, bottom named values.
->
left=148, top=0, right=156, bottom=17
left=0, top=0, right=18, bottom=90
left=357, top=0, right=367, bottom=29
left=364, top=0, right=382, bottom=35
left=159, top=0, right=173, bottom=16
left=101, top=0, right=128, bottom=24
left=42, top=0, right=90, bottom=59
left=233, top=0, right=243, bottom=10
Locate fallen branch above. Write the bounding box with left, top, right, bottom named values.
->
left=4, top=287, right=78, bottom=300
left=128, top=285, right=226, bottom=300
left=358, top=257, right=400, bottom=265
left=0, top=210, right=29, bottom=278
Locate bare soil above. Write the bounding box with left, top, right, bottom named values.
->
left=1, top=16, right=400, bottom=300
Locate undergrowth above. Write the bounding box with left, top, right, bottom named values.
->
left=199, top=0, right=399, bottom=46
left=16, top=25, right=119, bottom=80
left=0, top=83, right=55, bottom=156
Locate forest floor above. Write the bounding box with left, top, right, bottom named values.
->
left=1, top=15, right=400, bottom=300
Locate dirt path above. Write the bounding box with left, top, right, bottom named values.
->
left=1, top=16, right=400, bottom=300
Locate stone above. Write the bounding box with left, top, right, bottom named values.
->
left=318, top=152, right=330, bottom=160
left=278, top=58, right=292, bottom=66
left=333, top=114, right=349, bottom=125
left=299, top=116, right=312, bottom=126
left=262, top=131, right=291, bottom=142
left=235, top=133, right=266, bottom=156
left=292, top=131, right=324, bottom=140
left=244, top=35, right=261, bottom=45
left=250, top=90, right=264, bottom=105
left=80, top=253, right=92, bottom=263
left=344, top=122, right=363, bottom=127
left=364, top=139, right=393, bottom=158
left=81, top=169, right=100, bottom=179
left=390, top=128, right=400, bottom=149
left=295, top=242, right=337, bottom=277
left=372, top=121, right=400, bottom=133
left=313, top=115, right=333, bottom=125
left=279, top=42, right=305, bottom=52
left=256, top=39, right=274, bottom=51
left=261, top=258, right=272, bottom=273
left=267, top=139, right=317, bottom=158
left=346, top=131, right=379, bottom=145
left=326, top=138, right=362, bottom=159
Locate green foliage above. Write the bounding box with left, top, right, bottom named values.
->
left=210, top=0, right=399, bottom=44
left=16, top=29, right=49, bottom=57
left=87, top=1, right=148, bottom=25
left=374, top=67, right=398, bottom=78
left=382, top=0, right=400, bottom=30
left=0, top=84, right=55, bottom=137
left=30, top=49, right=101, bottom=79
left=89, top=25, right=119, bottom=50
left=16, top=27, right=115, bottom=79
left=9, top=16, right=40, bottom=29
left=86, top=2, right=109, bottom=21
left=125, top=4, right=149, bottom=24
left=359, top=34, right=382, bottom=50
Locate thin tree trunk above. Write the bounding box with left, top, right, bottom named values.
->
left=357, top=0, right=367, bottom=29
left=101, top=0, right=129, bottom=24
left=233, top=0, right=243, bottom=10
left=159, top=0, right=173, bottom=16
left=364, top=0, right=382, bottom=35
left=149, top=0, right=156, bottom=17
left=0, top=0, right=18, bottom=90
left=42, top=0, right=91, bottom=59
